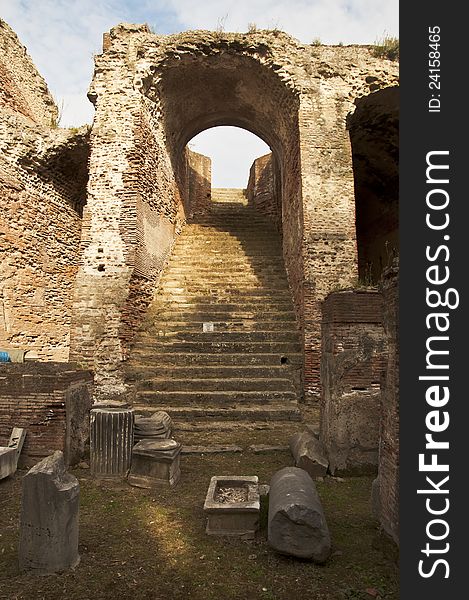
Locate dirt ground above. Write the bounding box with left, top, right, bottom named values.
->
left=0, top=428, right=398, bottom=600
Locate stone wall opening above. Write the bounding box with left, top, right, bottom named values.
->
left=69, top=24, right=398, bottom=401
left=348, top=86, right=399, bottom=284
left=157, top=50, right=304, bottom=326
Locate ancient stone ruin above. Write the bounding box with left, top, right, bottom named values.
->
left=0, top=18, right=399, bottom=543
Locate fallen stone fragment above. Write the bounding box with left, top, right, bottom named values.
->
left=18, top=451, right=80, bottom=573
left=268, top=466, right=331, bottom=562
left=0, top=427, right=26, bottom=480
left=181, top=444, right=243, bottom=455
left=289, top=431, right=328, bottom=479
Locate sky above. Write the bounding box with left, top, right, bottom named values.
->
left=0, top=0, right=398, bottom=186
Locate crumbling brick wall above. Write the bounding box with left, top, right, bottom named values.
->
left=320, top=290, right=386, bottom=473
left=0, top=18, right=57, bottom=126
left=186, top=149, right=211, bottom=216
left=246, top=153, right=281, bottom=231
left=0, top=19, right=90, bottom=362
left=1, top=18, right=398, bottom=401
left=0, top=363, right=93, bottom=466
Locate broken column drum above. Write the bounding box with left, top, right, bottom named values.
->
left=18, top=451, right=80, bottom=573
left=268, top=466, right=331, bottom=562
left=90, top=403, right=134, bottom=478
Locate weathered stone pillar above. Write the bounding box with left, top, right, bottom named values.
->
left=374, top=261, right=399, bottom=544
left=18, top=451, right=79, bottom=573
left=268, top=466, right=331, bottom=562
left=90, top=402, right=134, bottom=478
left=320, top=290, right=385, bottom=474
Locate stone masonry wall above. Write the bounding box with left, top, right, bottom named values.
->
left=320, top=290, right=386, bottom=473
left=0, top=19, right=90, bottom=362
left=70, top=25, right=187, bottom=397
left=0, top=363, right=93, bottom=466
left=246, top=153, right=281, bottom=231
left=65, top=23, right=397, bottom=400
left=186, top=149, right=211, bottom=216
left=375, top=262, right=399, bottom=544
left=0, top=18, right=57, bottom=126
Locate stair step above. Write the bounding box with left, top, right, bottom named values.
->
left=126, top=365, right=297, bottom=380
left=135, top=390, right=297, bottom=406
left=137, top=331, right=300, bottom=343
left=150, top=311, right=297, bottom=321
left=137, top=377, right=295, bottom=392
left=140, top=321, right=298, bottom=332
left=133, top=341, right=301, bottom=353
left=132, top=404, right=301, bottom=422
left=127, top=352, right=302, bottom=367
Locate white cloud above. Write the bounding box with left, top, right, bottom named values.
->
left=190, top=127, right=270, bottom=188
left=0, top=0, right=397, bottom=183
left=165, top=0, right=398, bottom=44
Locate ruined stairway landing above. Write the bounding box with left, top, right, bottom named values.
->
left=125, top=188, right=303, bottom=426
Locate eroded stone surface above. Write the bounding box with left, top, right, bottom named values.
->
left=18, top=451, right=79, bottom=573
left=204, top=475, right=260, bottom=539
left=320, top=290, right=385, bottom=473
left=268, top=466, right=331, bottom=562
left=90, top=405, right=134, bottom=478
left=128, top=438, right=181, bottom=488
left=289, top=431, right=328, bottom=478
left=0, top=427, right=25, bottom=479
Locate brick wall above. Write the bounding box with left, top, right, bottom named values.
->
left=246, top=153, right=281, bottom=231
left=0, top=18, right=90, bottom=362
left=186, top=149, right=211, bottom=216
left=0, top=18, right=57, bottom=126
left=0, top=363, right=93, bottom=466
left=320, top=290, right=386, bottom=473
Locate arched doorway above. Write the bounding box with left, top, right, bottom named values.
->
left=70, top=23, right=397, bottom=402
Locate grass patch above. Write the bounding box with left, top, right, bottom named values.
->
left=371, top=36, right=399, bottom=61
left=0, top=449, right=398, bottom=600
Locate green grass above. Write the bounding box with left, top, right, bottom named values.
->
left=0, top=447, right=398, bottom=600
left=371, top=36, right=399, bottom=61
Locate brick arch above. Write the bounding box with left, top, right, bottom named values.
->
left=70, top=23, right=398, bottom=400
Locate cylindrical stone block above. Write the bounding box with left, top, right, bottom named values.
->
left=18, top=451, right=80, bottom=573
left=268, top=466, right=331, bottom=562
left=90, top=403, right=134, bottom=478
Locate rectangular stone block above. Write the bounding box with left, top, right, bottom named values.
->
left=203, top=476, right=260, bottom=539
left=128, top=439, right=181, bottom=488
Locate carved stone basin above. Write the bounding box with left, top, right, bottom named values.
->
left=203, top=475, right=260, bottom=539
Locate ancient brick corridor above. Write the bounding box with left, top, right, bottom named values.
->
left=125, top=189, right=302, bottom=422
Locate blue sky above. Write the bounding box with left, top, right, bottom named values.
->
left=0, top=0, right=398, bottom=186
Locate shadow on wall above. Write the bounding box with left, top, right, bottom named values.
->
left=348, top=86, right=399, bottom=284
left=18, top=129, right=90, bottom=216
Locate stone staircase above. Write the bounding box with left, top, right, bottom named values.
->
left=125, top=188, right=303, bottom=425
